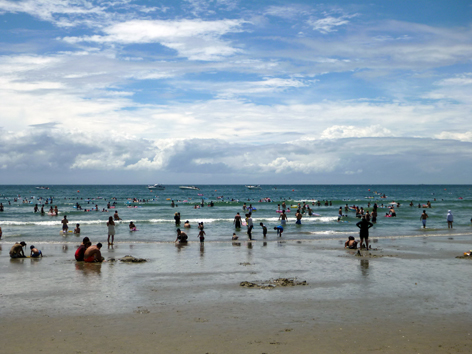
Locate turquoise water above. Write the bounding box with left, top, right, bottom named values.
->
left=1, top=184, right=471, bottom=244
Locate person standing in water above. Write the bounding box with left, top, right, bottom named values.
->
left=447, top=210, right=453, bottom=228
left=420, top=210, right=429, bottom=228
left=234, top=212, right=242, bottom=229
left=356, top=216, right=374, bottom=249
left=61, top=215, right=69, bottom=233
left=279, top=210, right=288, bottom=225
left=107, top=216, right=115, bottom=245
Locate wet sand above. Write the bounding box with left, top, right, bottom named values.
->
left=1, top=236, right=472, bottom=353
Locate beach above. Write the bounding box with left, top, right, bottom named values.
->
left=1, top=235, right=472, bottom=353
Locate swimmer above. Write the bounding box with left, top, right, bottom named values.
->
left=30, top=245, right=43, bottom=258
left=344, top=236, right=358, bottom=249
left=0, top=226, right=2, bottom=239
left=232, top=233, right=239, bottom=240
left=10, top=241, right=27, bottom=258
left=184, top=220, right=191, bottom=228
left=113, top=210, right=121, bottom=220
left=129, top=221, right=136, bottom=231
left=74, top=223, right=81, bottom=234
left=83, top=243, right=104, bottom=262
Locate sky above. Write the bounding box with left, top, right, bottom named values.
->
left=0, top=0, right=471, bottom=185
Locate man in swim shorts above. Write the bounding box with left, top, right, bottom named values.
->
left=10, top=241, right=27, bottom=258
left=234, top=213, right=242, bottom=229
left=295, top=210, right=302, bottom=225
left=279, top=210, right=288, bottom=225
left=83, top=243, right=104, bottom=262
left=356, top=216, right=374, bottom=249
left=420, top=210, right=428, bottom=228
left=61, top=215, right=69, bottom=232
left=30, top=245, right=43, bottom=257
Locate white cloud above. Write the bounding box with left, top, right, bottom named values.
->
left=308, top=14, right=356, bottom=34
left=435, top=131, right=472, bottom=142
left=62, top=19, right=246, bottom=60
left=320, top=125, right=393, bottom=139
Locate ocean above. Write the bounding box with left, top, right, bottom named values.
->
left=1, top=184, right=471, bottom=244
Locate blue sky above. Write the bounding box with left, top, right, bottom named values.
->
left=0, top=0, right=471, bottom=184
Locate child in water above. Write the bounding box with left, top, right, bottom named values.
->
left=30, top=245, right=43, bottom=258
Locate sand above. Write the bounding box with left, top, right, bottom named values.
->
left=1, top=236, right=472, bottom=353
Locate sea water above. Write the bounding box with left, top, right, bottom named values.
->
left=1, top=184, right=471, bottom=244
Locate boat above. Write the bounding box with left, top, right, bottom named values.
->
left=36, top=186, right=49, bottom=190
left=245, top=185, right=262, bottom=189
left=179, top=186, right=200, bottom=190
left=147, top=184, right=165, bottom=190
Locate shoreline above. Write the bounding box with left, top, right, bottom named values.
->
left=1, top=235, right=472, bottom=352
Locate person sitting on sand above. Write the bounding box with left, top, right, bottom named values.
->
left=274, top=225, right=284, bottom=237
left=232, top=233, right=239, bottom=240
left=129, top=221, right=136, bottom=231
left=83, top=243, right=104, bottom=263
left=30, top=245, right=43, bottom=258
left=74, top=223, right=81, bottom=234
left=75, top=237, right=91, bottom=261
left=184, top=220, right=191, bottom=228
left=10, top=241, right=27, bottom=258
left=344, top=236, right=358, bottom=249
left=175, top=229, right=188, bottom=243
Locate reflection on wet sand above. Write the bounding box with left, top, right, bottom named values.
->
left=175, top=242, right=188, bottom=252
left=360, top=259, right=369, bottom=277
left=199, top=243, right=205, bottom=257
left=75, top=261, right=102, bottom=275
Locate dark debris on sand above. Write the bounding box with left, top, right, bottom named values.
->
left=240, top=278, right=307, bottom=290
left=119, top=255, right=147, bottom=263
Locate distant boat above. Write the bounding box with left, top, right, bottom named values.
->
left=36, top=186, right=49, bottom=190
left=245, top=185, right=261, bottom=189
left=147, top=184, right=165, bottom=190
left=179, top=186, right=200, bottom=190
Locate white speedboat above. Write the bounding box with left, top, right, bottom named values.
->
left=147, top=184, right=165, bottom=190
left=179, top=186, right=200, bottom=190
left=245, top=185, right=261, bottom=189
